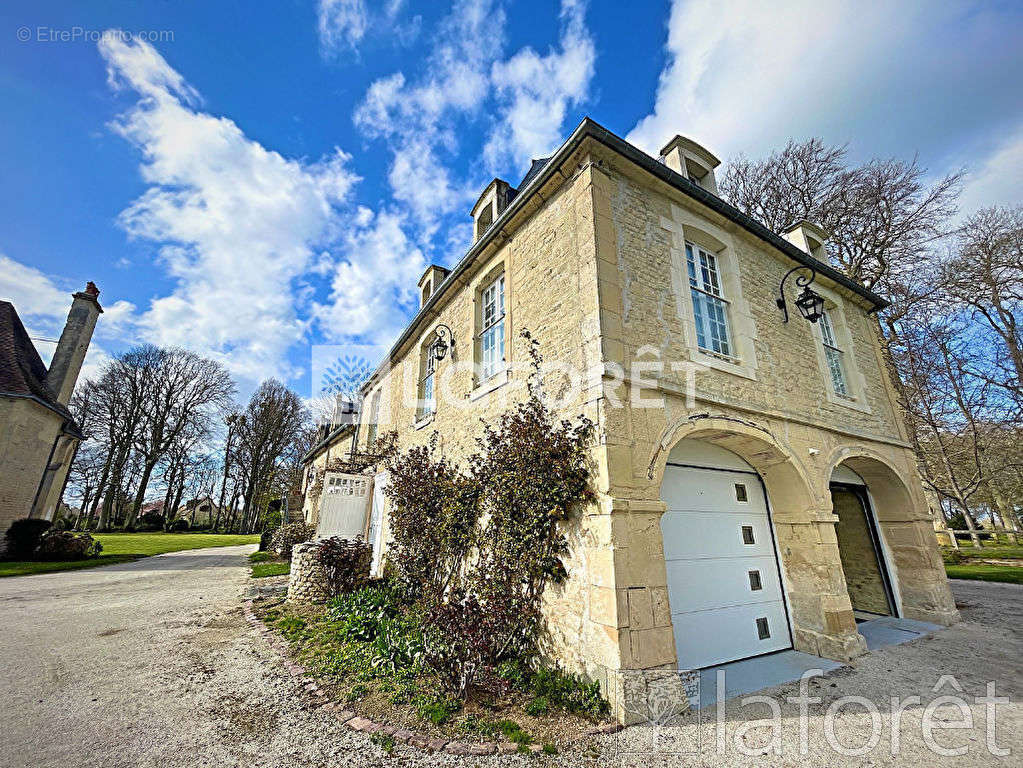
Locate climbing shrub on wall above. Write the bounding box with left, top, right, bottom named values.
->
left=383, top=331, right=595, bottom=695
left=384, top=434, right=480, bottom=600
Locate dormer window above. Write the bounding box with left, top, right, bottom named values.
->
left=471, top=178, right=515, bottom=242
left=782, top=220, right=829, bottom=262
left=659, top=135, right=721, bottom=195
left=417, top=265, right=449, bottom=309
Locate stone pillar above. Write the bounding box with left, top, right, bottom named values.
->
left=286, top=541, right=330, bottom=605
left=772, top=507, right=867, bottom=661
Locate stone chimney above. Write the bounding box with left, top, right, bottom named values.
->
left=659, top=135, right=721, bottom=195
left=47, top=281, right=103, bottom=406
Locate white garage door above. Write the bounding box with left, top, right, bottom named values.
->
left=660, top=462, right=792, bottom=669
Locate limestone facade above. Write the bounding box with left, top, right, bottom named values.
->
left=351, top=119, right=958, bottom=722
left=0, top=285, right=101, bottom=541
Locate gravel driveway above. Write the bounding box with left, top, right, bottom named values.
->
left=0, top=548, right=1019, bottom=767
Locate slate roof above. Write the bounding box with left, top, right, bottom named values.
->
left=518, top=156, right=552, bottom=191
left=0, top=300, right=81, bottom=432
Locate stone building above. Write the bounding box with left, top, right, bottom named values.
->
left=0, top=283, right=102, bottom=540
left=300, top=396, right=359, bottom=528
left=335, top=118, right=956, bottom=721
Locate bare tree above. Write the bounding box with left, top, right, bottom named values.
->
left=942, top=205, right=1023, bottom=413
left=127, top=346, right=235, bottom=523
left=232, top=380, right=309, bottom=533
left=720, top=138, right=961, bottom=294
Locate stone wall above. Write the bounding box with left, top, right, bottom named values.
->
left=0, top=398, right=70, bottom=538
left=287, top=541, right=330, bottom=605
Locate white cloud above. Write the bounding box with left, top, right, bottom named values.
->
left=0, top=252, right=118, bottom=375
left=317, top=0, right=419, bottom=58
left=317, top=0, right=369, bottom=57
left=312, top=207, right=425, bottom=346
left=100, top=33, right=362, bottom=384
left=0, top=253, right=69, bottom=319
left=627, top=0, right=1023, bottom=181
left=353, top=0, right=596, bottom=233
left=958, top=123, right=1023, bottom=215
left=353, top=0, right=503, bottom=229
left=485, top=0, right=595, bottom=170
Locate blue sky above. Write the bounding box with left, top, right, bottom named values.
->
left=1, top=0, right=1021, bottom=402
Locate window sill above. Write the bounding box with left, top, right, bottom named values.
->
left=413, top=413, right=435, bottom=430
left=826, top=390, right=872, bottom=414
left=470, top=367, right=509, bottom=401
left=692, top=348, right=758, bottom=382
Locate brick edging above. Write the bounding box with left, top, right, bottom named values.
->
left=242, top=600, right=622, bottom=755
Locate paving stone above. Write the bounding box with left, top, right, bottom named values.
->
left=467, top=743, right=496, bottom=755
left=335, top=710, right=356, bottom=724
left=443, top=742, right=473, bottom=755
left=426, top=738, right=449, bottom=752
left=347, top=717, right=373, bottom=731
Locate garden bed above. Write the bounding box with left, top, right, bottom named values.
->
left=251, top=585, right=612, bottom=753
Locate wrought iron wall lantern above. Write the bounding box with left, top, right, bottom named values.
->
left=776, top=266, right=826, bottom=324
left=430, top=324, right=454, bottom=362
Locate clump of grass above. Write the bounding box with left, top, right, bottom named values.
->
left=251, top=561, right=291, bottom=578
left=542, top=742, right=558, bottom=755
left=417, top=696, right=461, bottom=725
left=496, top=719, right=532, bottom=745
left=344, top=683, right=368, bottom=702
left=248, top=551, right=275, bottom=563
left=497, top=659, right=609, bottom=718
left=370, top=732, right=396, bottom=754
left=524, top=696, right=549, bottom=716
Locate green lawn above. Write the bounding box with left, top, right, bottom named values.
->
left=946, top=564, right=1023, bottom=585
left=249, top=550, right=290, bottom=578
left=943, top=545, right=1023, bottom=560
left=0, top=533, right=259, bottom=578
left=95, top=533, right=259, bottom=556
left=251, top=561, right=291, bottom=578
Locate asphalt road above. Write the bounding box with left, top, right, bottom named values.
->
left=0, top=546, right=1020, bottom=767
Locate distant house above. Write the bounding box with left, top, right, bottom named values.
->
left=0, top=283, right=102, bottom=541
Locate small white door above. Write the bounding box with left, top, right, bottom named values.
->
left=317, top=472, right=371, bottom=539
left=660, top=463, right=792, bottom=669
left=368, top=471, right=388, bottom=576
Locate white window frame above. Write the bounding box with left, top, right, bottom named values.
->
left=809, top=289, right=871, bottom=413
left=478, top=274, right=505, bottom=381
left=418, top=345, right=436, bottom=419
left=818, top=310, right=850, bottom=397
left=685, top=242, right=734, bottom=360
left=365, top=388, right=381, bottom=446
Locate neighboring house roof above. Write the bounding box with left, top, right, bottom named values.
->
left=140, top=499, right=166, bottom=515
left=302, top=422, right=356, bottom=465
left=361, top=117, right=888, bottom=393
left=0, top=300, right=82, bottom=436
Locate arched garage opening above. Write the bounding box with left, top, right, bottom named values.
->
left=658, top=438, right=794, bottom=669
left=829, top=462, right=899, bottom=618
